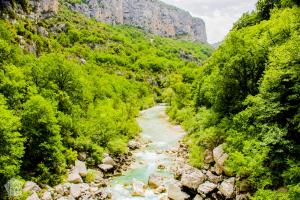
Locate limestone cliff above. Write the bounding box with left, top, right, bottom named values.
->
left=69, top=0, right=207, bottom=43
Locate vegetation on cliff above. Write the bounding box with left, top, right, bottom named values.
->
left=165, top=0, right=300, bottom=199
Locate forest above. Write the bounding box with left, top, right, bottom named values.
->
left=0, top=1, right=212, bottom=197
left=0, top=0, right=299, bottom=199
left=165, top=0, right=300, bottom=199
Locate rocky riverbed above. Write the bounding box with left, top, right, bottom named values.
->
left=22, top=105, right=249, bottom=200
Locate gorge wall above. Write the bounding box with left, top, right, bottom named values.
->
left=0, top=0, right=207, bottom=43
left=69, top=0, right=207, bottom=43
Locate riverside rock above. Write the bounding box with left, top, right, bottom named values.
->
left=213, top=144, right=229, bottom=175
left=67, top=172, right=83, bottom=184
left=131, top=179, right=146, bottom=196
left=69, top=0, right=207, bottom=43
left=197, top=181, right=217, bottom=195
left=98, top=164, right=114, bottom=172
left=41, top=191, right=52, bottom=200
left=75, top=160, right=87, bottom=177
left=23, top=181, right=41, bottom=193
left=181, top=169, right=206, bottom=190
left=102, top=155, right=116, bottom=166
left=167, top=181, right=190, bottom=200
left=219, top=177, right=235, bottom=198
left=206, top=171, right=223, bottom=184
left=148, top=173, right=165, bottom=189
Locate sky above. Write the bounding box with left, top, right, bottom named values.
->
left=160, top=0, right=257, bottom=44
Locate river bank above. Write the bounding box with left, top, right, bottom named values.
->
left=20, top=105, right=248, bottom=200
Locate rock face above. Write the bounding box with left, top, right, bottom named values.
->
left=69, top=0, right=207, bottom=43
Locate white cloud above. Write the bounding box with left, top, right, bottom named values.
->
left=160, top=0, right=257, bottom=43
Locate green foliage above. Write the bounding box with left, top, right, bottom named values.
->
left=0, top=95, right=24, bottom=186
left=167, top=3, right=300, bottom=198
left=0, top=2, right=211, bottom=192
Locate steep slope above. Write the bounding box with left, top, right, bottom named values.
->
left=165, top=0, right=300, bottom=199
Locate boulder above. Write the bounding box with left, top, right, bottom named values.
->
left=102, top=156, right=116, bottom=166
left=167, top=181, right=190, bottom=200
left=74, top=160, right=87, bottom=177
left=98, top=164, right=114, bottom=172
left=128, top=140, right=141, bottom=150
left=219, top=177, right=235, bottom=198
left=23, top=181, right=41, bottom=193
left=197, top=181, right=217, bottom=195
left=70, top=184, right=81, bottom=198
left=41, top=191, right=52, bottom=200
left=213, top=144, right=228, bottom=175
left=204, top=149, right=214, bottom=164
left=181, top=169, right=206, bottom=190
left=206, top=171, right=223, bottom=184
left=131, top=179, right=146, bottom=197
left=193, top=195, right=204, bottom=200
left=54, top=184, right=64, bottom=195
left=67, top=172, right=83, bottom=183
left=148, top=174, right=165, bottom=189
left=27, top=192, right=40, bottom=200
left=154, top=186, right=166, bottom=194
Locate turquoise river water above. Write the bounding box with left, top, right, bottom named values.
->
left=109, top=105, right=185, bottom=200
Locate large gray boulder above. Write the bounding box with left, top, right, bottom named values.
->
left=98, top=164, right=114, bottom=172
left=197, top=181, right=217, bottom=195
left=74, top=160, right=87, bottom=177
left=219, top=177, right=235, bottom=198
left=167, top=181, right=190, bottom=200
left=206, top=171, right=223, bottom=184
left=41, top=191, right=52, bottom=200
left=23, top=181, right=41, bottom=193
left=102, top=155, right=116, bottom=166
left=213, top=144, right=229, bottom=175
left=67, top=172, right=83, bottom=184
left=181, top=169, right=206, bottom=190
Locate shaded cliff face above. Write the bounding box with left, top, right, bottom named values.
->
left=70, top=0, right=207, bottom=43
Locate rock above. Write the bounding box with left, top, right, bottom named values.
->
left=158, top=163, right=166, bottom=170
left=41, top=191, right=52, bottom=200
left=197, top=181, right=217, bottom=195
left=69, top=0, right=207, bottom=43
left=206, top=171, right=223, bottom=184
left=204, top=149, right=214, bottom=164
left=154, top=186, right=166, bottom=194
left=98, top=164, right=114, bottom=172
left=67, top=172, right=83, bottom=183
left=219, top=177, right=235, bottom=198
left=75, top=160, right=87, bottom=177
left=167, top=181, right=190, bottom=200
left=23, top=181, right=41, bottom=193
left=37, top=26, right=49, bottom=37
left=70, top=184, right=81, bottom=198
left=128, top=140, right=141, bottom=150
left=148, top=174, right=164, bottom=189
left=181, top=169, right=206, bottom=190
left=27, top=192, right=40, bottom=200
left=131, top=179, right=146, bottom=197
left=54, top=184, right=64, bottom=195
left=194, top=195, right=204, bottom=200
left=213, top=144, right=229, bottom=175
left=78, top=152, right=87, bottom=161
left=102, top=156, right=116, bottom=166
left=236, top=194, right=248, bottom=200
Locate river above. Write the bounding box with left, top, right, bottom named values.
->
left=109, top=105, right=186, bottom=200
